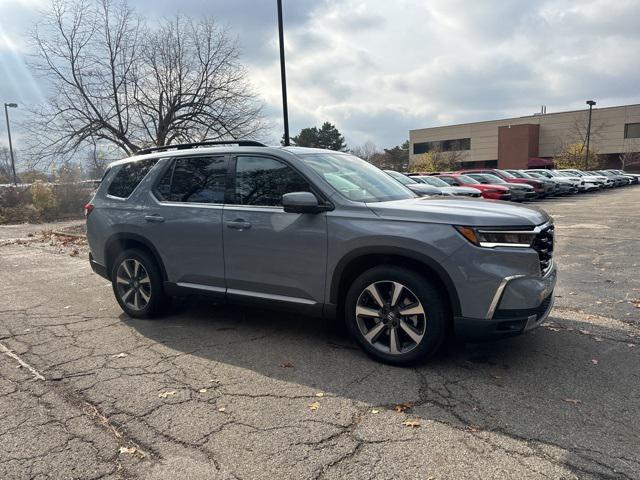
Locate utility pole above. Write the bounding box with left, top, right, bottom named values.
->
left=4, top=103, right=18, bottom=186
left=585, top=100, right=596, bottom=170
left=277, top=0, right=290, bottom=146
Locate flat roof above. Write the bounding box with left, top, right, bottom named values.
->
left=409, top=103, right=640, bottom=133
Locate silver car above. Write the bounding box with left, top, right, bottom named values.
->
left=86, top=142, right=557, bottom=365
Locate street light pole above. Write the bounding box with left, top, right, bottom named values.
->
left=277, top=0, right=290, bottom=146
left=585, top=100, right=596, bottom=170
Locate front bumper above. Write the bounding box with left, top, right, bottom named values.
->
left=455, top=292, right=554, bottom=340
left=454, top=260, right=557, bottom=340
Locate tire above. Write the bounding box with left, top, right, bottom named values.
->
left=110, top=249, right=169, bottom=319
left=344, top=266, right=448, bottom=366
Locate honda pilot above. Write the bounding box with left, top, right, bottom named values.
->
left=86, top=141, right=556, bottom=365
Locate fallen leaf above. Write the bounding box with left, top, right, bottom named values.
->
left=308, top=401, right=320, bottom=412
left=569, top=292, right=576, bottom=295
left=394, top=402, right=413, bottom=413
left=466, top=425, right=482, bottom=433
left=546, top=326, right=561, bottom=332
left=199, top=388, right=208, bottom=393
left=279, top=362, right=294, bottom=368
left=579, top=329, right=590, bottom=335
left=119, top=446, right=136, bottom=455
left=315, top=392, right=324, bottom=397
left=595, top=301, right=602, bottom=305
left=158, top=391, right=177, bottom=398
left=371, top=409, right=380, bottom=414
left=218, top=407, right=226, bottom=412
left=402, top=420, right=420, bottom=428
left=563, top=398, right=582, bottom=405
left=112, top=353, right=128, bottom=358
left=593, top=337, right=604, bottom=342
left=69, top=249, right=79, bottom=257
left=591, top=359, right=599, bottom=365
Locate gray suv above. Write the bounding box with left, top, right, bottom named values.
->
left=86, top=141, right=556, bottom=365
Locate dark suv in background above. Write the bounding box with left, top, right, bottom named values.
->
left=86, top=141, right=556, bottom=365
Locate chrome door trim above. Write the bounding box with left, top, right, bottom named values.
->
left=176, top=282, right=226, bottom=293
left=227, top=288, right=317, bottom=305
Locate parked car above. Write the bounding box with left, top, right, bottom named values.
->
left=432, top=173, right=512, bottom=200
left=592, top=170, right=630, bottom=187
left=466, top=173, right=537, bottom=202
left=524, top=171, right=576, bottom=195
left=556, top=169, right=611, bottom=189
left=606, top=169, right=639, bottom=185
left=411, top=175, right=482, bottom=198
left=458, top=168, right=546, bottom=197
left=504, top=169, right=557, bottom=196
left=525, top=169, right=583, bottom=193
left=552, top=170, right=600, bottom=191
left=384, top=170, right=448, bottom=196
left=86, top=142, right=556, bottom=365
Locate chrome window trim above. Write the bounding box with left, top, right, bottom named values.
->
left=149, top=192, right=224, bottom=209
left=224, top=205, right=285, bottom=213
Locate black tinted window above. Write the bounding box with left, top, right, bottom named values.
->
left=155, top=156, right=227, bottom=203
left=107, top=159, right=158, bottom=198
left=234, top=156, right=310, bottom=206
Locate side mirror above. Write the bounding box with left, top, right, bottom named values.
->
left=282, top=191, right=329, bottom=214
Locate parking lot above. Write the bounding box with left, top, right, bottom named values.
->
left=0, top=187, right=639, bottom=479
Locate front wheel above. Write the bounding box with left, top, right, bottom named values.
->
left=345, top=266, right=448, bottom=365
left=111, top=249, right=168, bottom=318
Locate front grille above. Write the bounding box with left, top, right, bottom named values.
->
left=531, top=225, right=554, bottom=274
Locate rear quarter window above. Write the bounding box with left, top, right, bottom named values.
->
left=107, top=158, right=158, bottom=198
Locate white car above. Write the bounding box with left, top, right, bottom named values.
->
left=556, top=169, right=611, bottom=189
left=525, top=169, right=585, bottom=192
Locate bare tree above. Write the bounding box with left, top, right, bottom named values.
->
left=26, top=0, right=265, bottom=167
left=349, top=141, right=379, bottom=163
left=619, top=148, right=640, bottom=170
left=569, top=113, right=607, bottom=148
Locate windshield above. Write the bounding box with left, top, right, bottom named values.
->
left=496, top=169, right=516, bottom=179
left=418, top=176, right=449, bottom=187
left=455, top=174, right=480, bottom=184
left=470, top=173, right=505, bottom=184
left=384, top=170, right=416, bottom=185
left=300, top=153, right=415, bottom=202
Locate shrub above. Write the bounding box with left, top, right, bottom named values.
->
left=31, top=181, right=56, bottom=213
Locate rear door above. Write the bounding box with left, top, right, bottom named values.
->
left=222, top=154, right=328, bottom=307
left=145, top=155, right=228, bottom=293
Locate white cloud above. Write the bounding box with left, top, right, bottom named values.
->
left=1, top=0, right=639, bottom=150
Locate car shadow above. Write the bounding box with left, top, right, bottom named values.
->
left=124, top=296, right=640, bottom=477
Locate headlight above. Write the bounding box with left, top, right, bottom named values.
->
left=455, top=226, right=536, bottom=248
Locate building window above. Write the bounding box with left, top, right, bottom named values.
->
left=624, top=123, right=640, bottom=139
left=413, top=138, right=470, bottom=155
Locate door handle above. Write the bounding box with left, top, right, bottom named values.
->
left=226, top=219, right=252, bottom=230
left=144, top=214, right=165, bottom=223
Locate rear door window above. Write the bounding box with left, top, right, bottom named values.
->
left=107, top=158, right=158, bottom=198
left=155, top=156, right=227, bottom=204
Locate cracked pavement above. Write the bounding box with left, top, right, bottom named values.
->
left=1, top=187, right=639, bottom=479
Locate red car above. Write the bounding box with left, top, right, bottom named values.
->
left=433, top=173, right=512, bottom=200
left=458, top=168, right=545, bottom=196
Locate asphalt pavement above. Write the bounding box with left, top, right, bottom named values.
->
left=0, top=186, right=638, bottom=479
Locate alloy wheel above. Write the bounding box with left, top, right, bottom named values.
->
left=355, top=281, right=426, bottom=355
left=115, top=259, right=152, bottom=311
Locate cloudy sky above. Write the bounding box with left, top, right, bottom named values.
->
left=1, top=0, right=640, bottom=150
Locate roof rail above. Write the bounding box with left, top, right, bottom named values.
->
left=134, top=140, right=267, bottom=156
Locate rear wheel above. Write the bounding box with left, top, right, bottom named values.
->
left=345, top=266, right=447, bottom=365
left=111, top=249, right=168, bottom=318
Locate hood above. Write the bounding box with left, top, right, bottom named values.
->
left=366, top=197, right=550, bottom=227
left=506, top=183, right=534, bottom=190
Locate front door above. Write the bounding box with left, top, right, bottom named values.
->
left=222, top=155, right=327, bottom=306
left=145, top=155, right=228, bottom=292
